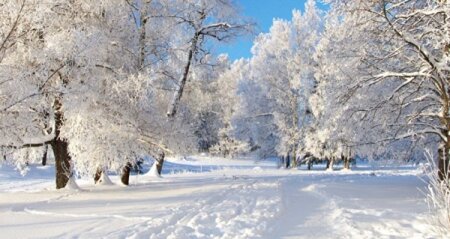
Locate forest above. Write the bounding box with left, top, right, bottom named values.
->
left=1, top=0, right=450, bottom=237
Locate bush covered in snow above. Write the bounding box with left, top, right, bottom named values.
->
left=425, top=151, right=450, bottom=237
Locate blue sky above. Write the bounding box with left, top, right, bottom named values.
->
left=217, top=0, right=310, bottom=60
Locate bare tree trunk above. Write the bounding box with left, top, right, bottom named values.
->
left=438, top=141, right=450, bottom=181
left=41, top=145, right=48, bottom=166
left=155, top=151, right=165, bottom=175
left=167, top=34, right=199, bottom=117
left=343, top=156, right=350, bottom=170
left=291, top=149, right=298, bottom=168
left=438, top=100, right=450, bottom=181
left=121, top=162, right=132, bottom=185
left=326, top=157, right=334, bottom=171
left=51, top=139, right=71, bottom=189
left=303, top=152, right=313, bottom=170
left=285, top=153, right=290, bottom=169
left=51, top=97, right=71, bottom=189
left=94, top=167, right=103, bottom=184
left=138, top=3, right=148, bottom=69
left=279, top=155, right=285, bottom=168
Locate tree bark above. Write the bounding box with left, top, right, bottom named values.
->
left=167, top=33, right=199, bottom=117
left=51, top=97, right=71, bottom=189
left=326, top=157, right=334, bottom=171
left=438, top=141, right=450, bottom=181
left=438, top=93, right=450, bottom=181
left=138, top=3, right=148, bottom=69
left=302, top=152, right=313, bottom=170
left=291, top=149, right=298, bottom=168
left=41, top=145, right=48, bottom=166
left=285, top=153, right=290, bottom=169
left=51, top=139, right=71, bottom=189
left=343, top=156, right=350, bottom=170
left=94, top=167, right=103, bottom=184
left=121, top=162, right=132, bottom=185
left=155, top=151, right=165, bottom=175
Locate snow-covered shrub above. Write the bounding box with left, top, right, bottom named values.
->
left=209, top=137, right=250, bottom=159
left=424, top=150, right=450, bottom=237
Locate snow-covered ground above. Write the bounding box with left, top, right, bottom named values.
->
left=0, top=157, right=439, bottom=238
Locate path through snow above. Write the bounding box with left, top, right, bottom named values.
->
left=0, top=160, right=439, bottom=238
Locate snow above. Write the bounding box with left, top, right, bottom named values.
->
left=0, top=158, right=439, bottom=238
left=96, top=172, right=114, bottom=186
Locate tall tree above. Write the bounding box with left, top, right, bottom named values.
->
left=1, top=0, right=150, bottom=188
left=323, top=0, right=448, bottom=174
left=165, top=0, right=251, bottom=117
left=234, top=0, right=323, bottom=164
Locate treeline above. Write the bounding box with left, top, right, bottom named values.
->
left=1, top=0, right=449, bottom=188
left=220, top=0, right=449, bottom=176
left=0, top=0, right=250, bottom=188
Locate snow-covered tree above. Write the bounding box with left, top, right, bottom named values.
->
left=318, top=0, right=449, bottom=174
left=209, top=58, right=251, bottom=158
left=165, top=0, right=252, bottom=118
left=1, top=0, right=253, bottom=188
left=1, top=1, right=137, bottom=188
left=0, top=1, right=148, bottom=187
left=229, top=59, right=280, bottom=159
left=304, top=4, right=365, bottom=170
left=233, top=0, right=323, bottom=164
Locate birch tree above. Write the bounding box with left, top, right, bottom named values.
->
left=165, top=0, right=251, bottom=118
